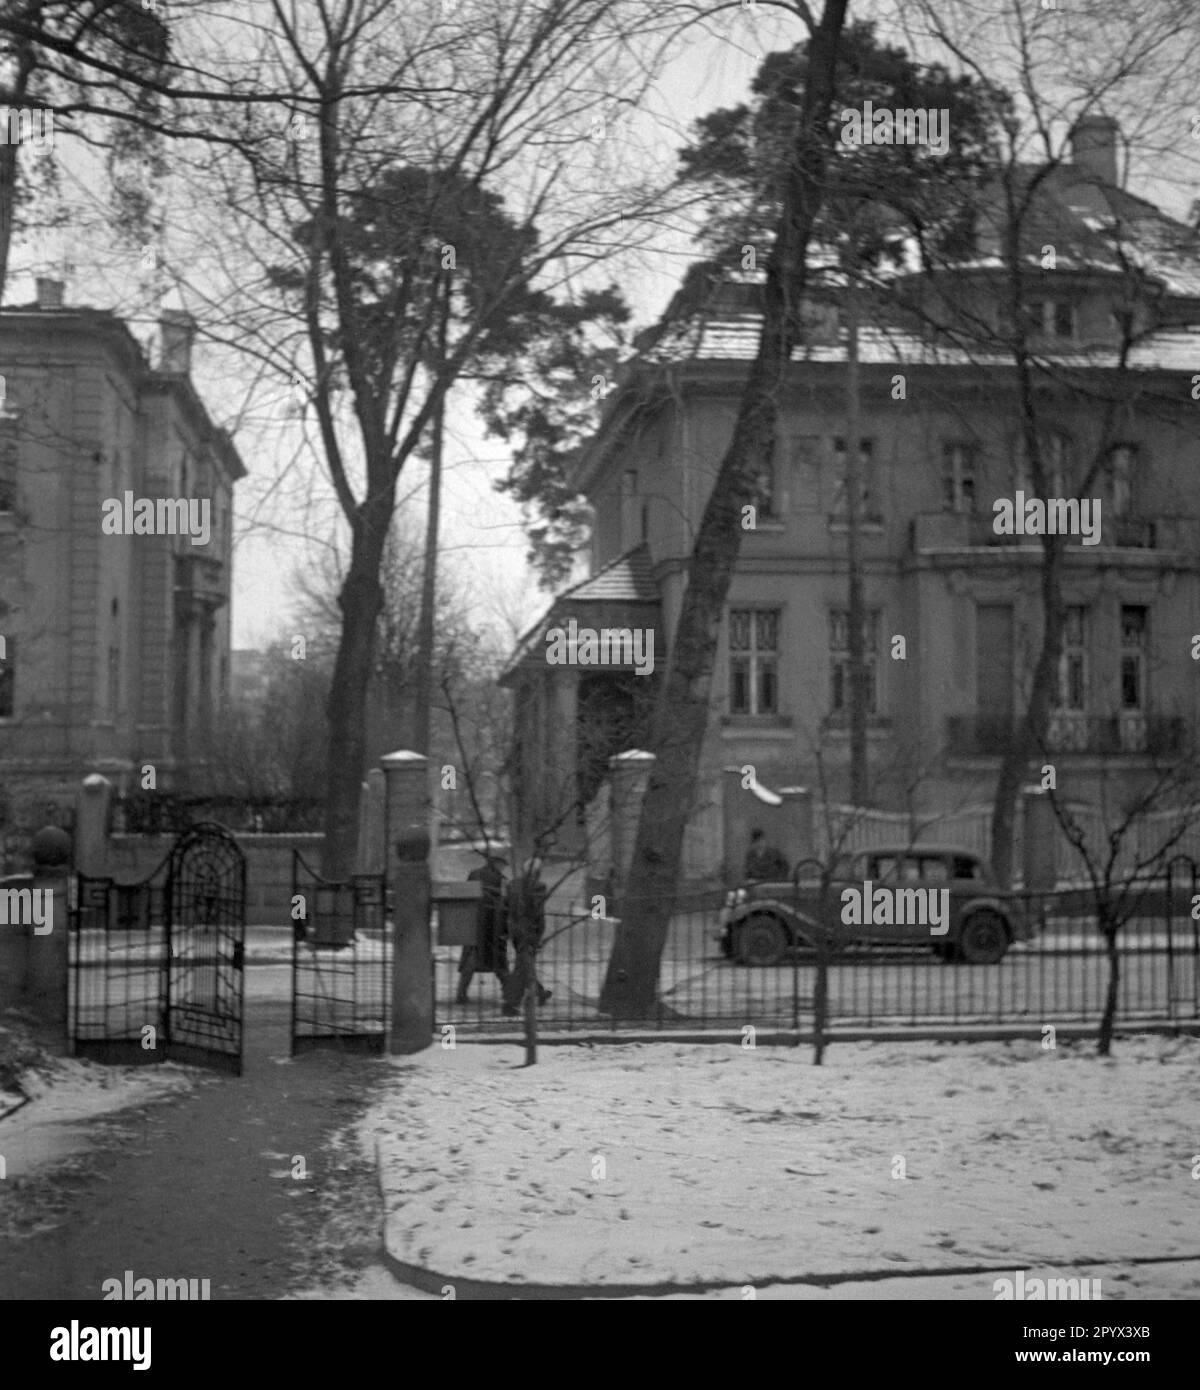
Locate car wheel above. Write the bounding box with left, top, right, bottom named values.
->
left=958, top=910, right=1008, bottom=964
left=736, top=914, right=789, bottom=967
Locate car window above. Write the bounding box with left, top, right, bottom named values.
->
left=870, top=855, right=903, bottom=882
left=919, top=856, right=949, bottom=883
left=952, top=855, right=982, bottom=881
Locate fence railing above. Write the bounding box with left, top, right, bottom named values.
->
left=434, top=866, right=1200, bottom=1037
left=291, top=852, right=391, bottom=1054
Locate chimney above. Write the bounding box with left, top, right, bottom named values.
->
left=1070, top=115, right=1119, bottom=186
left=35, top=277, right=64, bottom=310
left=159, top=310, right=197, bottom=374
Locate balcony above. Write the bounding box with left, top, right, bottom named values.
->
left=174, top=553, right=228, bottom=611
left=909, top=511, right=1200, bottom=553
left=947, top=713, right=1186, bottom=758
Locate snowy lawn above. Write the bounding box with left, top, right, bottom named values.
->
left=365, top=1035, right=1200, bottom=1293
left=0, top=1045, right=198, bottom=1180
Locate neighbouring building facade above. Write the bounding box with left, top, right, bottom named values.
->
left=0, top=279, right=245, bottom=837
left=503, top=118, right=1200, bottom=885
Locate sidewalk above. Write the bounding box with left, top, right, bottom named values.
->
left=0, top=999, right=392, bottom=1299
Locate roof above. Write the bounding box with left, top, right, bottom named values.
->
left=641, top=314, right=1200, bottom=373
left=555, top=543, right=659, bottom=604
left=630, top=155, right=1200, bottom=376
left=499, top=544, right=660, bottom=684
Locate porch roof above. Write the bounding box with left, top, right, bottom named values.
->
left=498, top=544, right=661, bottom=685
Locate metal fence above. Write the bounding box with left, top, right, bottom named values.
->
left=435, top=863, right=1200, bottom=1036
left=291, top=852, right=391, bottom=1054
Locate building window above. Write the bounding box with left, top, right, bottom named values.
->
left=1120, top=606, right=1147, bottom=710
left=0, top=416, right=17, bottom=511
left=831, top=437, right=874, bottom=518
left=942, top=441, right=976, bottom=513
left=1107, top=444, right=1136, bottom=516
left=1054, top=606, right=1088, bottom=710
left=829, top=608, right=879, bottom=716
left=799, top=299, right=839, bottom=342
left=1024, top=299, right=1076, bottom=340
left=0, top=637, right=13, bottom=717
left=729, top=608, right=779, bottom=716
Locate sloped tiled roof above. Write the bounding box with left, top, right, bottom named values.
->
left=642, top=311, right=1200, bottom=373
left=499, top=544, right=661, bottom=683
left=633, top=158, right=1200, bottom=376
left=556, top=543, right=659, bottom=604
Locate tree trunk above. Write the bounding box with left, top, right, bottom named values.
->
left=412, top=391, right=444, bottom=757
left=988, top=189, right=1067, bottom=889
left=844, top=277, right=868, bottom=806
left=0, top=37, right=35, bottom=305
left=990, top=532, right=1065, bottom=886
left=1099, top=922, right=1120, bottom=1057
left=321, top=499, right=391, bottom=887
left=599, top=0, right=851, bottom=1019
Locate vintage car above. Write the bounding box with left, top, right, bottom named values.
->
left=719, top=844, right=1033, bottom=966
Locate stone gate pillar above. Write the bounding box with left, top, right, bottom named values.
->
left=609, top=749, right=654, bottom=908
left=0, top=826, right=71, bottom=1053
left=382, top=751, right=432, bottom=1054
left=75, top=773, right=112, bottom=875
left=1023, top=785, right=1058, bottom=891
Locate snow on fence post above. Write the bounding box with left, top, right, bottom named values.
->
left=75, top=773, right=112, bottom=876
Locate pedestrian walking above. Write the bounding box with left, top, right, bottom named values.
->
left=456, top=851, right=510, bottom=1004
left=502, top=855, right=552, bottom=1015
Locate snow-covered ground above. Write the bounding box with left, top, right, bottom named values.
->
left=364, top=1035, right=1200, bottom=1296
left=0, top=1052, right=197, bottom=1180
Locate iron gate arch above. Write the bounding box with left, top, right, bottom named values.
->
left=163, top=822, right=246, bottom=1073
left=69, top=821, right=246, bottom=1074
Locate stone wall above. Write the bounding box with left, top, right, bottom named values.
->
left=107, top=832, right=325, bottom=922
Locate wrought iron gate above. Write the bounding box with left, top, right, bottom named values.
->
left=291, top=851, right=390, bottom=1054
left=69, top=822, right=246, bottom=1074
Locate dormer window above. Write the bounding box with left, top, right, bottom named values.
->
left=1024, top=298, right=1076, bottom=340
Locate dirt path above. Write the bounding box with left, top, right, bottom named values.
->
left=0, top=996, right=403, bottom=1301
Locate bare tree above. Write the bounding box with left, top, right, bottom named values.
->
left=1046, top=756, right=1200, bottom=1056
left=165, top=0, right=682, bottom=887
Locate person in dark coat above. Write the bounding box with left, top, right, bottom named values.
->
left=744, top=828, right=789, bottom=882
left=456, top=852, right=510, bottom=1003
left=501, top=856, right=552, bottom=1015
